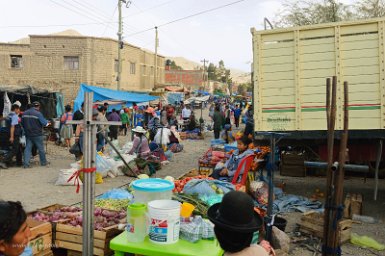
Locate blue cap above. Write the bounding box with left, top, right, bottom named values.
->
left=132, top=178, right=174, bottom=192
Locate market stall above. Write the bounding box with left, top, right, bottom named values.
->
left=73, top=84, right=159, bottom=111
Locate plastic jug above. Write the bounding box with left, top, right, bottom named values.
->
left=126, top=203, right=147, bottom=243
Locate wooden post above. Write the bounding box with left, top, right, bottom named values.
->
left=323, top=77, right=337, bottom=255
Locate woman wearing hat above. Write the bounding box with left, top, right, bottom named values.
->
left=127, top=126, right=151, bottom=157
left=208, top=191, right=268, bottom=256
left=60, top=105, right=74, bottom=148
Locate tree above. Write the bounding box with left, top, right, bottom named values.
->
left=238, top=83, right=252, bottom=95
left=170, top=60, right=183, bottom=70
left=273, top=0, right=355, bottom=28
left=207, top=63, right=217, bottom=80
left=355, top=0, right=385, bottom=18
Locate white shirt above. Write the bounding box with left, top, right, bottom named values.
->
left=182, top=108, right=191, bottom=119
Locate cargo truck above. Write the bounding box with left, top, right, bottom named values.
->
left=250, top=18, right=385, bottom=170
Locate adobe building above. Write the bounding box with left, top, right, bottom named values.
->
left=0, top=30, right=165, bottom=102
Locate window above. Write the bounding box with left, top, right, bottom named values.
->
left=114, top=59, right=119, bottom=72
left=64, top=56, right=79, bottom=70
left=151, top=66, right=154, bottom=76
left=141, top=65, right=147, bottom=76
left=10, top=55, right=23, bottom=69
left=130, top=62, right=136, bottom=74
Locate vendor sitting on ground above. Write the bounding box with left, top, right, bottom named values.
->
left=207, top=191, right=268, bottom=256
left=211, top=136, right=254, bottom=182
left=184, top=113, right=198, bottom=131
left=0, top=201, right=31, bottom=256
left=127, top=126, right=151, bottom=158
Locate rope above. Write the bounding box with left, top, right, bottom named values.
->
left=67, top=167, right=96, bottom=193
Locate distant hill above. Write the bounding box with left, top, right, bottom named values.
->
left=168, top=57, right=251, bottom=84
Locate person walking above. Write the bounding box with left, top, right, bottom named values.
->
left=60, top=105, right=73, bottom=148
left=213, top=105, right=225, bottom=139
left=120, top=107, right=129, bottom=136
left=233, top=104, right=242, bottom=128
left=4, top=104, right=22, bottom=167
left=107, top=109, right=120, bottom=140
left=21, top=101, right=48, bottom=168
left=72, top=102, right=84, bottom=131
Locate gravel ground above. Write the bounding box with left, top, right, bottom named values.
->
left=0, top=108, right=384, bottom=255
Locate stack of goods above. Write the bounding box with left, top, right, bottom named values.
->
left=198, top=149, right=230, bottom=169
left=30, top=205, right=126, bottom=256
left=179, top=128, right=204, bottom=140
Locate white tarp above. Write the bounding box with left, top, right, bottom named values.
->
left=3, top=92, right=11, bottom=117
left=184, top=95, right=210, bottom=104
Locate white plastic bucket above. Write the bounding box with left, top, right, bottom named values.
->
left=147, top=200, right=181, bottom=244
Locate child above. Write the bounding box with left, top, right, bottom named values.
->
left=212, top=136, right=254, bottom=182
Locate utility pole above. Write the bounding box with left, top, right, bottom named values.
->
left=201, top=59, right=208, bottom=91
left=117, top=0, right=123, bottom=90
left=154, top=26, right=159, bottom=89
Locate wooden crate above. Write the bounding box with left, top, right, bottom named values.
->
left=344, top=193, right=363, bottom=218
left=54, top=223, right=122, bottom=256
left=298, top=212, right=352, bottom=244
left=280, top=153, right=306, bottom=177
left=27, top=218, right=53, bottom=255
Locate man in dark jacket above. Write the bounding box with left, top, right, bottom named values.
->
left=21, top=101, right=48, bottom=168
left=72, top=102, right=84, bottom=130
left=4, top=104, right=22, bottom=167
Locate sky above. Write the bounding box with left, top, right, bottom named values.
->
left=0, top=0, right=356, bottom=72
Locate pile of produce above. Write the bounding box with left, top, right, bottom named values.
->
left=31, top=206, right=126, bottom=231
left=173, top=193, right=209, bottom=218
left=94, top=199, right=130, bottom=211
left=173, top=175, right=214, bottom=193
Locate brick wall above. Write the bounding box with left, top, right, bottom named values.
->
left=165, top=70, right=203, bottom=90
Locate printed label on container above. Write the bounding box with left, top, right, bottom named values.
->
left=149, top=218, right=168, bottom=242
left=126, top=224, right=135, bottom=233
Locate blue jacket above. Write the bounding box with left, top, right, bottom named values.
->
left=226, top=148, right=254, bottom=178
left=21, top=107, right=48, bottom=137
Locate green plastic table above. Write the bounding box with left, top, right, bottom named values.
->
left=110, top=231, right=224, bottom=256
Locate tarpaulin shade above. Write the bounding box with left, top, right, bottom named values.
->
left=74, top=84, right=158, bottom=111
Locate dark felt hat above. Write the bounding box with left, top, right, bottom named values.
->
left=207, top=191, right=262, bottom=233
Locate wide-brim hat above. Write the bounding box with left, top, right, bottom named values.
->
left=207, top=191, right=262, bottom=233
left=132, top=126, right=147, bottom=134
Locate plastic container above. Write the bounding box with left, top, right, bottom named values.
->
left=126, top=203, right=147, bottom=243
left=148, top=200, right=181, bottom=244
left=180, top=202, right=195, bottom=218
left=131, top=178, right=174, bottom=204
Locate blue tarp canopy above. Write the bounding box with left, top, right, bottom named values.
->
left=74, top=84, right=158, bottom=111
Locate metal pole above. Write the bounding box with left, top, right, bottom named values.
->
left=266, top=134, right=276, bottom=242
left=117, top=0, right=123, bottom=90
left=82, top=92, right=95, bottom=255
left=304, top=161, right=369, bottom=173
left=374, top=140, right=382, bottom=200
left=154, top=26, right=158, bottom=89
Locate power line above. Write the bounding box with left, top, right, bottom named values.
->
left=48, top=0, right=115, bottom=31
left=71, top=0, right=112, bottom=21
left=125, top=0, right=247, bottom=37
left=123, top=0, right=177, bottom=19
left=159, top=0, right=247, bottom=27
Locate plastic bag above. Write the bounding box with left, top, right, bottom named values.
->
left=350, top=233, right=385, bottom=251
left=55, top=168, right=83, bottom=186
left=249, top=181, right=269, bottom=205
left=180, top=216, right=215, bottom=243
left=97, top=188, right=133, bottom=200
left=183, top=179, right=235, bottom=196
left=96, top=153, right=111, bottom=177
